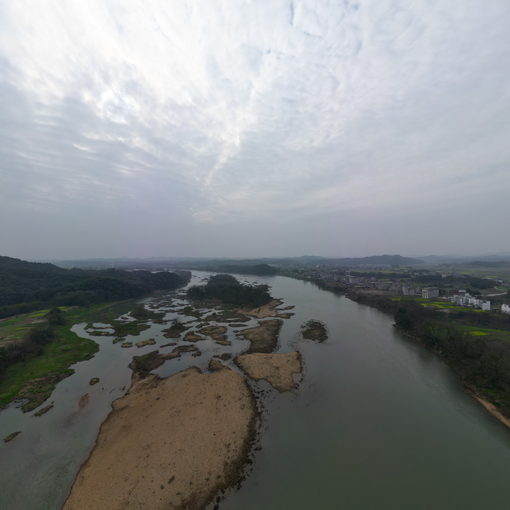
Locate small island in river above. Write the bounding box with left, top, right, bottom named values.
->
left=236, top=352, right=302, bottom=392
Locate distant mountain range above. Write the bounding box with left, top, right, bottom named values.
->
left=20, top=252, right=510, bottom=276
left=419, top=253, right=510, bottom=265
left=51, top=254, right=424, bottom=270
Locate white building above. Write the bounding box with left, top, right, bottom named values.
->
left=451, top=292, right=491, bottom=311
left=451, top=294, right=465, bottom=306
left=502, top=304, right=510, bottom=315
left=402, top=285, right=420, bottom=296
left=422, top=287, right=439, bottom=299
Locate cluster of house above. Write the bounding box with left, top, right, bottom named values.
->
left=297, top=268, right=510, bottom=315
left=401, top=286, right=439, bottom=299
left=401, top=286, right=500, bottom=312
left=450, top=291, right=491, bottom=311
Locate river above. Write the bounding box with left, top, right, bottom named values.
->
left=1, top=273, right=510, bottom=510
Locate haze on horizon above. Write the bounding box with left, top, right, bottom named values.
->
left=1, top=1, right=509, bottom=261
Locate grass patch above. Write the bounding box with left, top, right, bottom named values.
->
left=0, top=309, right=50, bottom=346
left=453, top=324, right=510, bottom=342
left=111, top=320, right=151, bottom=338
left=0, top=300, right=137, bottom=410
left=393, top=296, right=485, bottom=313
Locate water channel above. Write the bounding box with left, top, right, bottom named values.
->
left=1, top=272, right=510, bottom=510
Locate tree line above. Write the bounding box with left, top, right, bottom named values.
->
left=0, top=256, right=190, bottom=318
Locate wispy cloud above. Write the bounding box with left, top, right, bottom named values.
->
left=1, top=0, right=509, bottom=257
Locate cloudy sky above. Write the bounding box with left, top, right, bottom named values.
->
left=1, top=0, right=509, bottom=260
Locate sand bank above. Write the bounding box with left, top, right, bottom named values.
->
left=243, top=299, right=283, bottom=318
left=472, top=392, right=510, bottom=429
left=238, top=319, right=282, bottom=353
left=236, top=352, right=302, bottom=392
left=63, top=366, right=256, bottom=510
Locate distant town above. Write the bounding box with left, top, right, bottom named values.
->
left=282, top=264, right=510, bottom=315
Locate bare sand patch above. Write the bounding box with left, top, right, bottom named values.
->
left=237, top=319, right=282, bottom=353
left=63, top=366, right=256, bottom=510
left=242, top=299, right=283, bottom=319
left=235, top=352, right=302, bottom=392
left=183, top=331, right=204, bottom=342
left=197, top=325, right=229, bottom=345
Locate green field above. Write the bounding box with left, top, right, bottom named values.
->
left=454, top=324, right=510, bottom=341
left=0, top=300, right=138, bottom=411
left=0, top=310, right=50, bottom=347
left=392, top=296, right=484, bottom=312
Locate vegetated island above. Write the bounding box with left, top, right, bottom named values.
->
left=188, top=274, right=291, bottom=352
left=301, top=319, right=328, bottom=343
left=64, top=273, right=306, bottom=509
left=187, top=273, right=273, bottom=308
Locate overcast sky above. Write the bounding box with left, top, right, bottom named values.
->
left=1, top=0, right=509, bottom=260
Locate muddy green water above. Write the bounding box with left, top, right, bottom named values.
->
left=1, top=273, right=510, bottom=510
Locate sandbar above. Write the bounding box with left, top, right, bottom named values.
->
left=238, top=319, right=282, bottom=353
left=235, top=351, right=302, bottom=392
left=63, top=366, right=256, bottom=510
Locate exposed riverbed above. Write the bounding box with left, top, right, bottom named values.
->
left=1, top=273, right=510, bottom=510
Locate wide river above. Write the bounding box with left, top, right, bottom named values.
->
left=1, top=272, right=510, bottom=509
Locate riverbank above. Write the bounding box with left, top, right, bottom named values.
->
left=342, top=289, right=510, bottom=430
left=63, top=365, right=257, bottom=510
left=0, top=300, right=141, bottom=411
left=472, top=392, right=510, bottom=429
left=242, top=275, right=510, bottom=432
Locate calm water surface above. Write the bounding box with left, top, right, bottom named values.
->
left=1, top=273, right=509, bottom=510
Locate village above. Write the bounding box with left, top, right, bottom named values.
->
left=284, top=265, right=510, bottom=314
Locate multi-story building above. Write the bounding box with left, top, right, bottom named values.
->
left=481, top=301, right=491, bottom=311
left=451, top=292, right=491, bottom=311
left=402, top=285, right=421, bottom=296
left=422, top=287, right=439, bottom=299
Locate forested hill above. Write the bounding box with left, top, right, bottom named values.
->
left=0, top=256, right=191, bottom=318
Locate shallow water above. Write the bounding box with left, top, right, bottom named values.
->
left=1, top=273, right=510, bottom=510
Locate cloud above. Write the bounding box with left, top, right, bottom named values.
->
left=0, top=0, right=509, bottom=257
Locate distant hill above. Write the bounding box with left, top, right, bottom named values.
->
left=186, top=263, right=278, bottom=276
left=52, top=254, right=424, bottom=272
left=419, top=253, right=510, bottom=265
left=322, top=255, right=423, bottom=267
left=0, top=256, right=190, bottom=318
left=0, top=255, right=66, bottom=275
